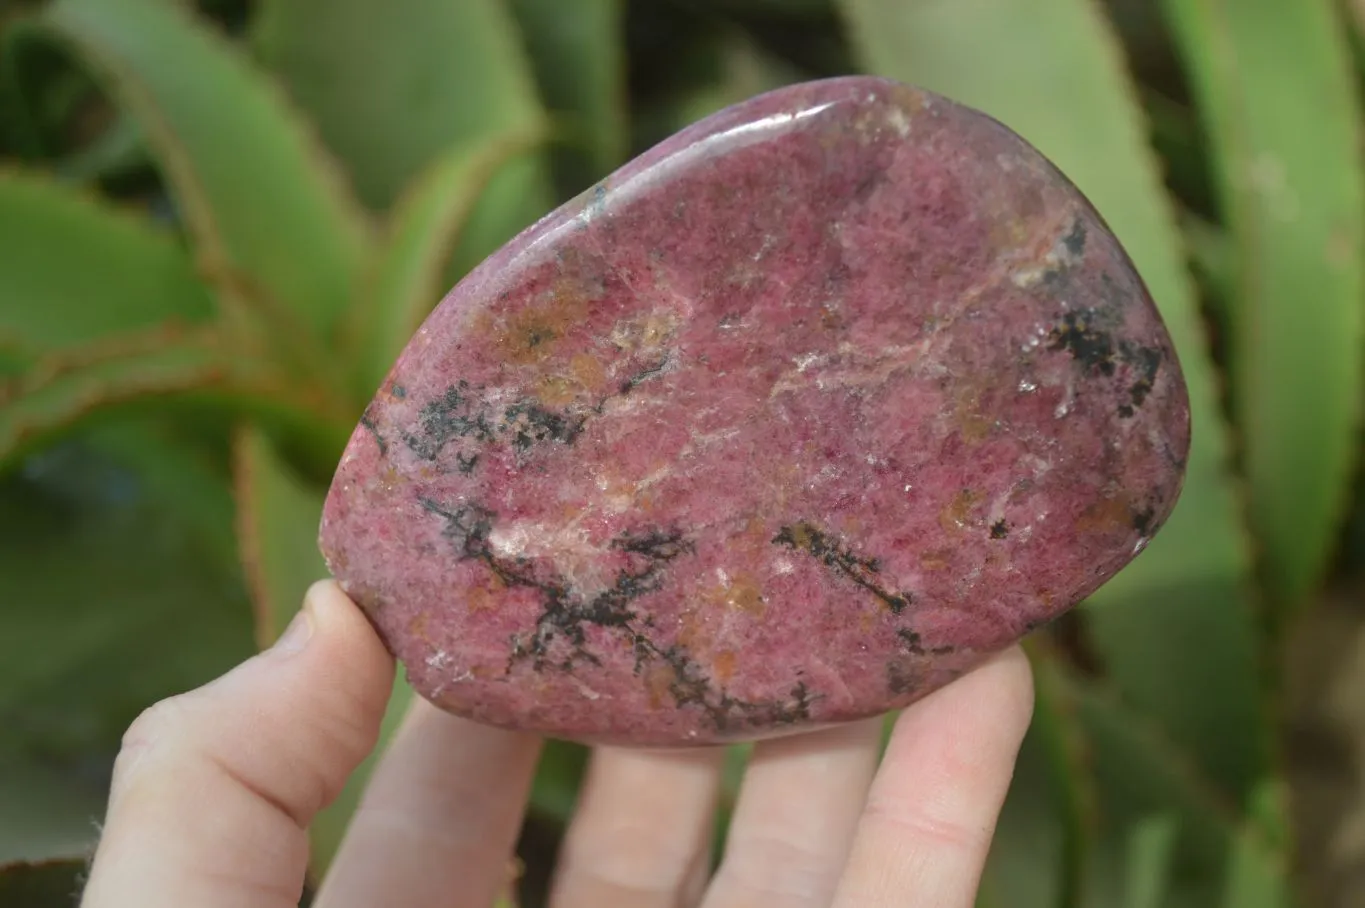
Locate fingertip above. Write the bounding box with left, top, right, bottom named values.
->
left=302, top=578, right=369, bottom=641
left=988, top=642, right=1031, bottom=674
left=303, top=577, right=349, bottom=612
left=886, top=645, right=1035, bottom=764
left=298, top=578, right=395, bottom=699
left=974, top=645, right=1036, bottom=729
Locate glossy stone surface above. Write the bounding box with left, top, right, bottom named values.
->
left=320, top=76, right=1190, bottom=746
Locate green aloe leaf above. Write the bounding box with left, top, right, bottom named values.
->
left=84, top=417, right=238, bottom=576
left=56, top=111, right=149, bottom=184
left=0, top=17, right=155, bottom=184
left=0, top=168, right=213, bottom=362
left=1219, top=781, right=1291, bottom=908
left=1075, top=679, right=1239, bottom=902
left=528, top=741, right=590, bottom=826
left=0, top=325, right=346, bottom=474
left=0, top=326, right=241, bottom=467
left=1180, top=212, right=1236, bottom=321
left=1123, top=813, right=1180, bottom=908
left=979, top=645, right=1094, bottom=908
left=347, top=127, right=549, bottom=400
left=231, top=425, right=328, bottom=646
left=251, top=0, right=553, bottom=282
left=837, top=0, right=1261, bottom=801
left=509, top=0, right=628, bottom=190
left=1161, top=0, right=1365, bottom=616
left=0, top=171, right=257, bottom=575
left=0, top=17, right=90, bottom=161
left=30, top=0, right=372, bottom=340
left=979, top=727, right=1067, bottom=908
left=0, top=447, right=254, bottom=862
left=1027, top=644, right=1094, bottom=908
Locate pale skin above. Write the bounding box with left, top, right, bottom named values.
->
left=80, top=579, right=1034, bottom=908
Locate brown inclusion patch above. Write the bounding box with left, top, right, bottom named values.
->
left=920, top=549, right=952, bottom=571
left=1076, top=492, right=1133, bottom=534
left=465, top=579, right=504, bottom=614
left=704, top=572, right=767, bottom=617
left=939, top=489, right=982, bottom=533
left=713, top=650, right=738, bottom=685
left=479, top=277, right=598, bottom=365
left=953, top=383, right=994, bottom=443
left=644, top=662, right=678, bottom=710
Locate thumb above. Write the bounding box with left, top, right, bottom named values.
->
left=80, top=580, right=395, bottom=908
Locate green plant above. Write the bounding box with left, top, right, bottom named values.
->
left=1, top=0, right=1361, bottom=905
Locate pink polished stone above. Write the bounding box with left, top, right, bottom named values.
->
left=320, top=76, right=1189, bottom=746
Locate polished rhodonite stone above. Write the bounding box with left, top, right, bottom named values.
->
left=320, top=76, right=1190, bottom=746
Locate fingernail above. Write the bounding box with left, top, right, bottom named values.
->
left=273, top=604, right=314, bottom=655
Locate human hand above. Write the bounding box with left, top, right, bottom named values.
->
left=79, top=579, right=1034, bottom=908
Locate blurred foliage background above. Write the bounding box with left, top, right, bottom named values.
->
left=2, top=0, right=1365, bottom=905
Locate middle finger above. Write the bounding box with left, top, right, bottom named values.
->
left=702, top=718, right=883, bottom=908
left=549, top=744, right=725, bottom=907
left=313, top=696, right=543, bottom=908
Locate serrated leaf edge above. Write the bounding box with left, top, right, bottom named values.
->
left=230, top=423, right=285, bottom=649
left=36, top=0, right=375, bottom=328
left=342, top=123, right=550, bottom=396
left=0, top=325, right=239, bottom=462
